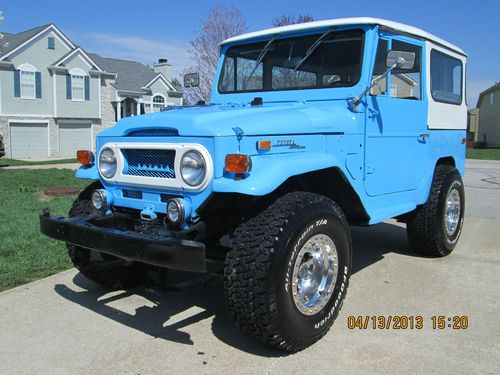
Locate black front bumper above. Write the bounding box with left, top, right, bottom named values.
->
left=40, top=211, right=206, bottom=272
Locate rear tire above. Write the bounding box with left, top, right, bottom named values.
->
left=407, top=166, right=465, bottom=257
left=224, top=192, right=352, bottom=352
left=67, top=182, right=146, bottom=289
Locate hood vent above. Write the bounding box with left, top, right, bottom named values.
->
left=126, top=128, right=179, bottom=137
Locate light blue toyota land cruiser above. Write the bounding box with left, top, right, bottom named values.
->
left=41, top=18, right=467, bottom=351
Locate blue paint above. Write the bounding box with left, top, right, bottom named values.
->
left=76, top=22, right=465, bottom=226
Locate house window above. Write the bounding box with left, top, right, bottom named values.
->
left=48, top=37, right=55, bottom=49
left=490, top=92, right=494, bottom=106
left=71, top=74, right=85, bottom=100
left=20, top=70, right=36, bottom=99
left=152, top=95, right=166, bottom=111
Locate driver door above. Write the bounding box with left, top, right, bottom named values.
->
left=364, top=35, right=429, bottom=196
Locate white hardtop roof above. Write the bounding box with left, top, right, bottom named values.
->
left=221, top=17, right=466, bottom=56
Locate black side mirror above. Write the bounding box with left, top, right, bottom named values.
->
left=184, top=73, right=200, bottom=88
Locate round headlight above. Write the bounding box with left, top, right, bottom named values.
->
left=167, top=198, right=185, bottom=224
left=91, top=189, right=106, bottom=210
left=99, top=147, right=117, bottom=179
left=180, top=150, right=206, bottom=187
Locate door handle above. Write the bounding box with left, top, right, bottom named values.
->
left=419, top=133, right=430, bottom=142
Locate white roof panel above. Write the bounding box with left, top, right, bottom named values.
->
left=221, top=17, right=466, bottom=56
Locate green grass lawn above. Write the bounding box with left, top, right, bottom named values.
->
left=0, top=169, right=90, bottom=292
left=466, top=148, right=500, bottom=160
left=0, top=158, right=77, bottom=167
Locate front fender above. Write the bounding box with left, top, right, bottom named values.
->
left=212, top=152, right=344, bottom=196
left=75, top=164, right=99, bottom=179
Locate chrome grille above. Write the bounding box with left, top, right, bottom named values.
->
left=122, top=149, right=176, bottom=179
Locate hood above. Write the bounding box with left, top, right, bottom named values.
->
left=98, top=101, right=355, bottom=138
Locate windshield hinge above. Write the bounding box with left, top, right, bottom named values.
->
left=232, top=127, right=244, bottom=141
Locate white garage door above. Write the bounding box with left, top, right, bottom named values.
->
left=10, top=123, right=49, bottom=159
left=59, top=124, right=92, bottom=157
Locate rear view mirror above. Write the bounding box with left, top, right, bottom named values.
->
left=184, top=73, right=200, bottom=88
left=386, top=50, right=416, bottom=70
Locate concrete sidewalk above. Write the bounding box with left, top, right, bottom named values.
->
left=0, top=163, right=79, bottom=170
left=0, top=161, right=499, bottom=374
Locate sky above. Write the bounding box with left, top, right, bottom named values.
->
left=1, top=0, right=499, bottom=106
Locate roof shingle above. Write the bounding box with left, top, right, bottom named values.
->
left=87, top=53, right=159, bottom=92
left=0, top=24, right=51, bottom=58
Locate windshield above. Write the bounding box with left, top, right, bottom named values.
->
left=218, top=29, right=364, bottom=94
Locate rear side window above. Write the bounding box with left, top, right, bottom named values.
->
left=430, top=50, right=463, bottom=105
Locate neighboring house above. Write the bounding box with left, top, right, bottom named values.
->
left=467, top=108, right=479, bottom=143
left=0, top=24, right=183, bottom=159
left=371, top=73, right=419, bottom=98
left=474, top=83, right=500, bottom=147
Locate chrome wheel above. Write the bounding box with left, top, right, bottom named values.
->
left=291, top=234, right=338, bottom=315
left=444, top=188, right=461, bottom=236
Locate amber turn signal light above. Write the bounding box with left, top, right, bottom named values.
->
left=77, top=150, right=94, bottom=165
left=225, top=154, right=251, bottom=173
left=256, top=140, right=271, bottom=151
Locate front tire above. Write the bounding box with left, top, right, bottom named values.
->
left=67, top=182, right=146, bottom=289
left=407, top=166, right=465, bottom=257
left=224, top=192, right=352, bottom=352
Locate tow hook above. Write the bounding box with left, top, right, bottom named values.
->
left=140, top=204, right=157, bottom=221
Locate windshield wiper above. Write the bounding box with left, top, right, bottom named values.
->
left=244, top=34, right=278, bottom=87
left=293, top=28, right=334, bottom=72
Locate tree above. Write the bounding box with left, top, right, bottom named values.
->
left=0, top=11, right=6, bottom=53
left=171, top=77, right=182, bottom=91
left=184, top=5, right=247, bottom=103
left=271, top=14, right=314, bottom=27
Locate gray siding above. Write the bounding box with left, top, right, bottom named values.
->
left=55, top=54, right=100, bottom=119
left=149, top=80, right=182, bottom=106
left=478, top=89, right=500, bottom=147
left=370, top=74, right=416, bottom=98
left=0, top=29, right=70, bottom=115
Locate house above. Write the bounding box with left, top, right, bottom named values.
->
left=474, top=83, right=500, bottom=147
left=370, top=73, right=419, bottom=98
left=0, top=24, right=183, bottom=159
left=467, top=108, right=479, bottom=144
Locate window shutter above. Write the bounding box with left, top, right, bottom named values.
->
left=66, top=74, right=72, bottom=99
left=14, top=70, right=21, bottom=97
left=84, top=76, right=90, bottom=100
left=35, top=72, right=42, bottom=98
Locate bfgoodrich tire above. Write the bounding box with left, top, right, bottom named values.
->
left=224, top=192, right=352, bottom=352
left=407, top=166, right=465, bottom=257
left=67, top=182, right=147, bottom=289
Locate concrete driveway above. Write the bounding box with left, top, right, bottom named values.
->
left=1, top=160, right=499, bottom=374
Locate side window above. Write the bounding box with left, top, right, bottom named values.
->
left=430, top=50, right=463, bottom=105
left=370, top=39, right=389, bottom=95
left=391, top=40, right=422, bottom=100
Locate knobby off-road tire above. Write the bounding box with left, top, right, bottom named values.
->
left=67, top=181, right=146, bottom=289
left=407, top=166, right=465, bottom=257
left=224, top=192, right=352, bottom=352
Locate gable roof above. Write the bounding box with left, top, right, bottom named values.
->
left=87, top=53, right=177, bottom=93
left=144, top=73, right=176, bottom=91
left=221, top=17, right=466, bottom=56
left=0, top=24, right=74, bottom=60
left=52, top=47, right=103, bottom=72
left=476, top=82, right=500, bottom=108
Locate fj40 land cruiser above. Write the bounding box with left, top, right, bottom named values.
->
left=40, top=18, right=467, bottom=351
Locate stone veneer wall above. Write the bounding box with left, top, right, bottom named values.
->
left=100, top=77, right=116, bottom=131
